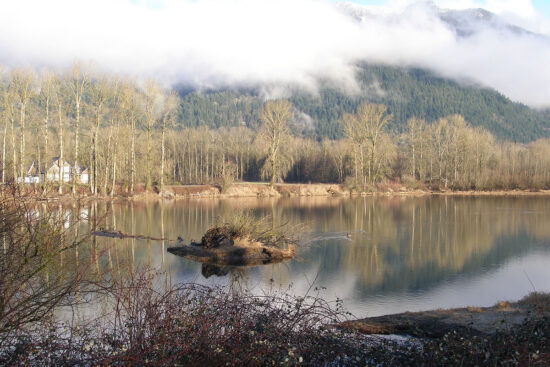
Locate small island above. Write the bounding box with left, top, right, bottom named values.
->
left=168, top=213, right=299, bottom=267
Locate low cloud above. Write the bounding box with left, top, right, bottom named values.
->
left=1, top=0, right=549, bottom=106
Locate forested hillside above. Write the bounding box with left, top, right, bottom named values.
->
left=177, top=64, right=550, bottom=143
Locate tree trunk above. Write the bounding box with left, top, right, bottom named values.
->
left=92, top=111, right=99, bottom=195
left=205, top=146, right=209, bottom=182
left=72, top=99, right=80, bottom=195
left=1, top=122, right=6, bottom=184
left=19, top=103, right=26, bottom=186
left=130, top=118, right=135, bottom=194
left=58, top=105, right=63, bottom=195
left=11, top=120, right=16, bottom=183
left=211, top=149, right=214, bottom=182
left=146, top=123, right=152, bottom=190
left=194, top=143, right=198, bottom=183
left=42, top=100, right=49, bottom=191
left=103, top=126, right=112, bottom=195
left=412, top=142, right=415, bottom=178
left=160, top=121, right=166, bottom=191
left=187, top=145, right=192, bottom=184
left=110, top=125, right=118, bottom=197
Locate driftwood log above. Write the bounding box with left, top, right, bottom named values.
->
left=94, top=228, right=297, bottom=267
left=92, top=230, right=172, bottom=242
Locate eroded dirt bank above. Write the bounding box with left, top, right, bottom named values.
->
left=139, top=184, right=550, bottom=200
left=6, top=182, right=550, bottom=202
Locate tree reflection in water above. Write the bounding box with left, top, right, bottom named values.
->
left=49, top=196, right=550, bottom=315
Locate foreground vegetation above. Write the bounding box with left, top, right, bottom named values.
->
left=3, top=272, right=549, bottom=366
left=0, top=191, right=549, bottom=366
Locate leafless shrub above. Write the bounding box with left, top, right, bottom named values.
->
left=5, top=267, right=374, bottom=366
left=0, top=188, right=105, bottom=361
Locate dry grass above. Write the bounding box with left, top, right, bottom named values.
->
left=207, top=210, right=304, bottom=248
left=519, top=292, right=550, bottom=313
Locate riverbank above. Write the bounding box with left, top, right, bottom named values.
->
left=339, top=292, right=550, bottom=365
left=8, top=182, right=550, bottom=201
left=341, top=292, right=550, bottom=338
left=146, top=183, right=550, bottom=200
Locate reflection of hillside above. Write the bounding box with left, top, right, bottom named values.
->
left=339, top=197, right=550, bottom=292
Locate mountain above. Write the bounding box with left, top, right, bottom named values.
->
left=438, top=8, right=538, bottom=38
left=174, top=4, right=550, bottom=143
left=176, top=63, right=550, bottom=143
left=337, top=1, right=549, bottom=40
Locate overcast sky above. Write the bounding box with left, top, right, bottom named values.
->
left=1, top=0, right=549, bottom=107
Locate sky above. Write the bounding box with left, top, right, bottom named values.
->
left=1, top=0, right=550, bottom=107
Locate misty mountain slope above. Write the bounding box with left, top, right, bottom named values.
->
left=176, top=64, right=550, bottom=143
left=338, top=1, right=548, bottom=40
left=439, top=8, right=539, bottom=38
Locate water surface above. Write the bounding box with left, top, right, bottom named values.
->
left=75, top=196, right=550, bottom=317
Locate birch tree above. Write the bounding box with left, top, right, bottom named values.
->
left=2, top=82, right=17, bottom=183
left=343, top=103, right=392, bottom=185
left=0, top=72, right=7, bottom=184
left=342, top=112, right=364, bottom=184
left=407, top=117, right=425, bottom=179
left=260, top=100, right=293, bottom=187
left=53, top=76, right=67, bottom=195
left=143, top=80, right=162, bottom=190
left=160, top=91, right=177, bottom=191
left=357, top=103, right=392, bottom=184
left=109, top=79, right=121, bottom=197
left=38, top=72, right=56, bottom=190
left=11, top=69, right=34, bottom=184
left=68, top=63, right=88, bottom=194
left=88, top=75, right=109, bottom=195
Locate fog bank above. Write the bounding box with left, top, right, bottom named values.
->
left=1, top=0, right=549, bottom=106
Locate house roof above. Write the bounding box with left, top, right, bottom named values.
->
left=50, top=158, right=72, bottom=166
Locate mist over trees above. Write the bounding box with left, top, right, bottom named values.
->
left=2, top=63, right=550, bottom=194
left=176, top=64, right=550, bottom=143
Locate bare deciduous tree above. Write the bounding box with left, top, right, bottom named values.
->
left=160, top=92, right=178, bottom=192
left=89, top=75, right=109, bottom=195
left=11, top=69, right=34, bottom=185
left=143, top=80, right=162, bottom=191
left=68, top=62, right=88, bottom=195
left=260, top=100, right=293, bottom=187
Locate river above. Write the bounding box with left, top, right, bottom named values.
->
left=61, top=195, right=550, bottom=317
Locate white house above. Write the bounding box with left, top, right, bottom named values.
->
left=79, top=167, right=89, bottom=184
left=46, top=159, right=72, bottom=183
left=18, top=159, right=90, bottom=185
left=17, top=162, right=41, bottom=184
